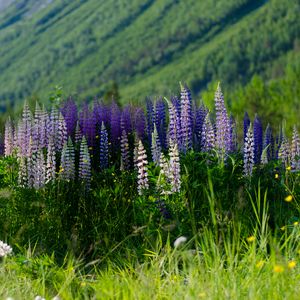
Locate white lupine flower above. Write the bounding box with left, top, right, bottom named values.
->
left=0, top=240, right=12, bottom=257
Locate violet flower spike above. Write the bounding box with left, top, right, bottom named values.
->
left=291, top=125, right=300, bottom=170
left=151, top=124, right=162, bottom=165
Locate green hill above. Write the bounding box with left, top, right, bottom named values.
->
left=0, top=0, right=299, bottom=107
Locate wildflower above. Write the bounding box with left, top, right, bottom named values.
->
left=280, top=226, right=286, bottom=231
left=215, top=83, right=231, bottom=160
left=4, top=116, right=14, bottom=156
left=169, top=139, right=181, bottom=193
left=247, top=236, right=256, bottom=242
left=256, top=260, right=265, bottom=268
left=34, top=296, right=45, bottom=300
left=254, top=114, right=263, bottom=164
left=201, top=112, right=215, bottom=152
left=243, top=123, right=255, bottom=176
left=179, top=83, right=193, bottom=153
left=293, top=221, right=299, bottom=226
left=174, top=236, right=187, bottom=248
left=273, top=265, right=284, bottom=273
left=151, top=124, right=162, bottom=165
left=100, top=122, right=109, bottom=170
left=286, top=166, right=291, bottom=171
left=79, top=136, right=91, bottom=190
left=155, top=98, right=167, bottom=149
left=136, top=140, right=149, bottom=195
left=291, top=126, right=300, bottom=170
left=275, top=173, right=279, bottom=179
left=287, top=260, right=296, bottom=269
left=284, top=195, right=293, bottom=202
left=120, top=129, right=130, bottom=171
left=0, top=240, right=12, bottom=257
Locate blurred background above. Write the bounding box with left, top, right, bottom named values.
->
left=0, top=0, right=299, bottom=133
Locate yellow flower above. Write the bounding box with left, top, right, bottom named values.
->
left=286, top=166, right=291, bottom=171
left=273, top=265, right=284, bottom=273
left=287, top=260, right=296, bottom=269
left=293, top=221, right=299, bottom=226
left=247, top=236, right=256, bottom=242
left=256, top=260, right=264, bottom=268
left=275, top=173, right=279, bottom=179
left=280, top=226, right=286, bottom=231
left=285, top=195, right=293, bottom=202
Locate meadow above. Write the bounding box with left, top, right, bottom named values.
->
left=1, top=83, right=300, bottom=299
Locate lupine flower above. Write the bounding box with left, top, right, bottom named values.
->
left=60, top=137, right=75, bottom=180
left=136, top=140, right=149, bottom=195
left=79, top=136, right=91, bottom=189
left=57, top=112, right=68, bottom=152
left=4, top=116, right=14, bottom=156
left=201, top=113, right=215, bottom=152
left=195, top=104, right=208, bottom=150
left=120, top=129, right=130, bottom=171
left=47, top=105, right=59, bottom=149
left=291, top=125, right=300, bottom=170
left=100, top=122, right=109, bottom=169
left=278, top=136, right=290, bottom=167
left=74, top=121, right=82, bottom=144
left=0, top=240, right=12, bottom=257
left=253, top=115, right=263, bottom=164
left=169, top=139, right=181, bottom=193
left=165, top=97, right=180, bottom=147
left=18, top=155, right=27, bottom=187
left=61, top=97, right=78, bottom=137
left=110, top=101, right=121, bottom=146
left=146, top=98, right=155, bottom=143
left=79, top=103, right=96, bottom=146
left=155, top=98, right=167, bottom=149
left=46, top=135, right=56, bottom=184
left=156, top=152, right=171, bottom=195
left=263, top=124, right=273, bottom=162
left=33, top=150, right=46, bottom=190
left=134, top=108, right=146, bottom=140
left=214, top=83, right=231, bottom=160
left=243, top=112, right=251, bottom=144
left=179, top=83, right=193, bottom=153
left=155, top=199, right=171, bottom=219
left=244, top=123, right=255, bottom=176
left=151, top=124, right=161, bottom=165
left=19, top=101, right=32, bottom=157
left=121, top=105, right=132, bottom=134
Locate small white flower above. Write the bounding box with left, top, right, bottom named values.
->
left=6, top=297, right=15, bottom=300
left=0, top=240, right=12, bottom=257
left=174, top=236, right=187, bottom=248
left=34, top=296, right=45, bottom=300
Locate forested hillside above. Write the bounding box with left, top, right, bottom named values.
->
left=0, top=0, right=299, bottom=110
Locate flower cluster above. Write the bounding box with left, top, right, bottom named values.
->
left=0, top=240, right=12, bottom=257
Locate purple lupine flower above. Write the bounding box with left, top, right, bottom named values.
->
left=47, top=105, right=59, bottom=147
left=155, top=98, right=167, bottom=149
left=79, top=136, right=91, bottom=190
left=243, top=124, right=255, bottom=177
left=121, top=105, right=132, bottom=134
left=4, top=117, right=14, bottom=156
left=136, top=140, right=149, bottom=195
left=27, top=137, right=37, bottom=188
left=291, top=126, right=300, bottom=170
left=165, top=97, right=180, bottom=147
left=155, top=199, right=171, bottom=219
left=57, top=112, right=68, bottom=152
left=79, top=103, right=96, bottom=146
left=169, top=139, right=181, bottom=193
left=146, top=98, right=155, bottom=143
left=60, top=137, right=75, bottom=181
left=99, top=122, right=109, bottom=170
left=110, top=101, right=121, bottom=146
left=46, top=135, right=56, bottom=184
left=262, top=123, right=273, bottom=162
left=171, top=96, right=181, bottom=120
left=195, top=104, right=208, bottom=150
left=32, top=103, right=42, bottom=150
left=229, top=114, right=237, bottom=152
left=134, top=108, right=146, bottom=140
left=20, top=101, right=32, bottom=157
left=151, top=124, right=161, bottom=165
left=120, top=129, right=130, bottom=171
left=93, top=100, right=105, bottom=131
left=214, top=83, right=231, bottom=160
left=179, top=83, right=193, bottom=153
left=39, top=105, right=48, bottom=149
left=278, top=136, right=290, bottom=167
left=201, top=113, right=215, bottom=152
left=243, top=112, right=251, bottom=144
left=61, top=97, right=78, bottom=137
left=253, top=115, right=263, bottom=164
